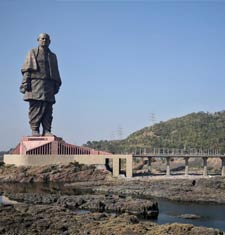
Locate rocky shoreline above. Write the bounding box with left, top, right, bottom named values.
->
left=65, top=176, right=225, bottom=204
left=1, top=163, right=225, bottom=203
left=1, top=203, right=224, bottom=235
left=0, top=162, right=111, bottom=183
left=1, top=163, right=225, bottom=234
left=3, top=192, right=159, bottom=219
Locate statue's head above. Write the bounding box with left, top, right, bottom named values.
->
left=37, top=33, right=51, bottom=48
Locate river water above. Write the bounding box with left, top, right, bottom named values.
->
left=157, top=199, right=225, bottom=232
left=0, top=183, right=225, bottom=232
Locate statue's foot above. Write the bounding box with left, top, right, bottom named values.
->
left=32, top=131, right=40, bottom=137
left=43, top=131, right=54, bottom=137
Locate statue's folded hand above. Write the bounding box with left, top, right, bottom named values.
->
left=19, top=84, right=26, bottom=94
left=19, top=82, right=31, bottom=93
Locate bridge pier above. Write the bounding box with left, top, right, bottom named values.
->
left=113, top=157, right=120, bottom=177
left=126, top=156, right=133, bottom=178
left=203, top=157, right=208, bottom=176
left=184, top=157, right=189, bottom=176
left=112, top=156, right=133, bottom=178
left=221, top=158, right=225, bottom=177
left=147, top=157, right=152, bottom=174
left=166, top=157, right=170, bottom=176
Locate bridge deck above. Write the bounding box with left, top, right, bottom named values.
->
left=133, top=154, right=225, bottom=158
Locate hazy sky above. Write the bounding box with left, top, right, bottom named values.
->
left=1, top=0, right=225, bottom=150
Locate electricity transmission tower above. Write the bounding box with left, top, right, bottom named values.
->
left=117, top=125, right=123, bottom=140
left=149, top=112, right=156, bottom=126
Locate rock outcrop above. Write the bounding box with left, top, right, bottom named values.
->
left=73, top=177, right=225, bottom=203
left=0, top=203, right=224, bottom=235
left=4, top=192, right=159, bottom=219
left=57, top=194, right=158, bottom=219
left=0, top=162, right=111, bottom=183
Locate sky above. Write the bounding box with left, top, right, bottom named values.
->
left=1, top=0, right=225, bottom=150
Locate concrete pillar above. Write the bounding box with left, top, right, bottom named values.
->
left=166, top=157, right=170, bottom=176
left=148, top=157, right=152, bottom=174
left=184, top=157, right=189, bottom=176
left=221, top=158, right=225, bottom=177
left=113, top=157, right=120, bottom=177
left=203, top=157, right=208, bottom=176
left=126, top=155, right=133, bottom=178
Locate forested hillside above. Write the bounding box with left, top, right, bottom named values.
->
left=84, top=111, right=225, bottom=154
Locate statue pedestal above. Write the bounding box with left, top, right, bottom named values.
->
left=11, top=136, right=91, bottom=155
left=11, top=136, right=109, bottom=155
left=17, top=136, right=62, bottom=155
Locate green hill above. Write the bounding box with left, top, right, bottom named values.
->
left=84, top=111, right=225, bottom=154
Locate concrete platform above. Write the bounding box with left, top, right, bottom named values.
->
left=3, top=154, right=133, bottom=178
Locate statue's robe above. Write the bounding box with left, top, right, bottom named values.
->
left=21, top=47, right=61, bottom=103
left=20, top=47, right=62, bottom=133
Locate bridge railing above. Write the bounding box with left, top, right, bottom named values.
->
left=129, top=148, right=224, bottom=156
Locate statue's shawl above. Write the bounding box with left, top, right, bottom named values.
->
left=21, top=47, right=61, bottom=84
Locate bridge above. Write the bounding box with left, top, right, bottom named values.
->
left=130, top=148, right=225, bottom=177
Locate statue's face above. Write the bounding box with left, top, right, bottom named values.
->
left=38, top=34, right=51, bottom=48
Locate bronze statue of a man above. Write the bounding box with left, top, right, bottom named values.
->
left=20, top=33, right=62, bottom=136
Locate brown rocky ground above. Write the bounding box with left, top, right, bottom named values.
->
left=0, top=203, right=224, bottom=235
left=1, top=162, right=225, bottom=204
left=1, top=162, right=225, bottom=234
left=2, top=192, right=159, bottom=219
left=0, top=162, right=112, bottom=183
left=66, top=176, right=225, bottom=203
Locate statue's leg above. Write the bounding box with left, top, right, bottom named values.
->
left=29, top=100, right=45, bottom=136
left=41, top=102, right=53, bottom=136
